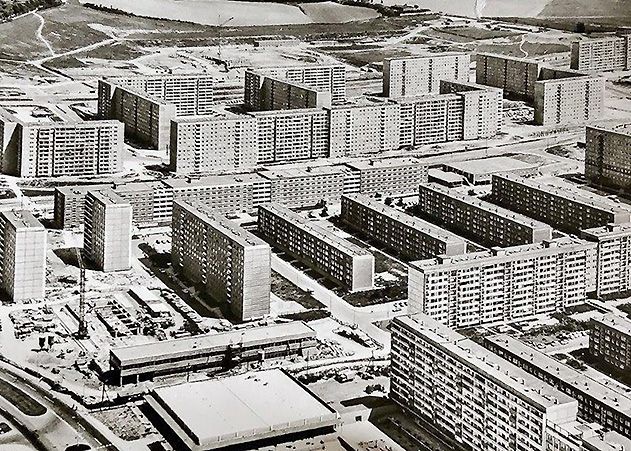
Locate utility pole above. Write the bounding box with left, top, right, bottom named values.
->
left=217, top=15, right=235, bottom=62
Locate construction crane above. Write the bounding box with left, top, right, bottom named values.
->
left=217, top=15, right=235, bottom=63
left=74, top=247, right=88, bottom=339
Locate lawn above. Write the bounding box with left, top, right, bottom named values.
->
left=0, top=13, right=49, bottom=60
left=438, top=25, right=522, bottom=41
left=0, top=379, right=47, bottom=416
left=271, top=271, right=324, bottom=311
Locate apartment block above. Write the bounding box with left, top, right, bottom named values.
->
left=328, top=100, right=400, bottom=157
left=391, top=313, right=583, bottom=451
left=396, top=94, right=464, bottom=146
left=582, top=223, right=631, bottom=297
left=0, top=105, right=123, bottom=177
left=244, top=65, right=346, bottom=109
left=98, top=75, right=215, bottom=151
left=418, top=183, right=553, bottom=247
left=476, top=53, right=540, bottom=99
left=491, top=174, right=631, bottom=234
left=485, top=334, right=631, bottom=438
left=383, top=53, right=470, bottom=97
left=250, top=108, right=330, bottom=164
left=83, top=189, right=133, bottom=272
left=344, top=157, right=428, bottom=196
left=585, top=124, right=631, bottom=192
left=534, top=68, right=604, bottom=126
left=340, top=194, right=466, bottom=261
left=258, top=204, right=373, bottom=291
left=243, top=71, right=331, bottom=111
left=589, top=313, right=631, bottom=372
left=571, top=36, right=631, bottom=72
left=0, top=210, right=46, bottom=301
left=172, top=201, right=270, bottom=321
left=170, top=112, right=258, bottom=174
left=439, top=80, right=503, bottom=139
left=259, top=166, right=347, bottom=208
left=408, top=238, right=596, bottom=328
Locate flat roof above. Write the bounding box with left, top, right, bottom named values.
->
left=1, top=209, right=44, bottom=230
left=149, top=369, right=338, bottom=449
left=446, top=156, right=535, bottom=176
left=582, top=431, right=631, bottom=451
left=0, top=104, right=68, bottom=124
left=412, top=237, right=594, bottom=271
left=111, top=321, right=315, bottom=365
left=173, top=109, right=246, bottom=123
left=421, top=182, right=553, bottom=230
left=385, top=52, right=469, bottom=62
left=486, top=334, right=631, bottom=416
left=593, top=313, right=631, bottom=336
left=395, top=314, right=577, bottom=410
left=164, top=173, right=267, bottom=189
left=589, top=123, right=631, bottom=136
left=343, top=194, right=466, bottom=245
left=259, top=166, right=344, bottom=180
left=260, top=203, right=371, bottom=257
left=247, top=107, right=327, bottom=118
left=496, top=174, right=631, bottom=217
left=428, top=168, right=465, bottom=184
left=582, top=222, right=631, bottom=240
left=88, top=189, right=129, bottom=206
left=176, top=200, right=268, bottom=249
left=345, top=157, right=425, bottom=171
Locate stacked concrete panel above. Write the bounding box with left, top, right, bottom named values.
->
left=244, top=71, right=331, bottom=111
left=476, top=53, right=540, bottom=100
left=571, top=36, right=631, bottom=72
left=582, top=223, right=631, bottom=297
left=589, top=313, right=631, bottom=372
left=343, top=157, right=428, bottom=196
left=585, top=124, right=631, bottom=192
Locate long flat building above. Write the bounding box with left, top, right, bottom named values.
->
left=0, top=210, right=46, bottom=301
left=582, top=222, right=631, bottom=297
left=485, top=334, right=631, bottom=438
left=383, top=53, right=470, bottom=97
left=391, top=314, right=583, bottom=451
left=408, top=238, right=596, bottom=328
left=243, top=71, right=331, bottom=111
left=172, top=201, right=271, bottom=321
left=98, top=75, right=216, bottom=151
left=109, top=321, right=317, bottom=385
left=146, top=369, right=339, bottom=451
left=418, top=182, right=553, bottom=247
left=343, top=157, right=428, bottom=196
left=585, top=123, right=631, bottom=193
left=258, top=203, right=373, bottom=291
left=340, top=194, right=466, bottom=261
left=0, top=104, right=123, bottom=177
left=571, top=36, right=631, bottom=72
left=491, top=174, right=631, bottom=234
left=476, top=53, right=541, bottom=100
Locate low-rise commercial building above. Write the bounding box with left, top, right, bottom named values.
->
left=258, top=203, right=374, bottom=291
left=340, top=194, right=466, bottom=261
left=408, top=238, right=596, bottom=328
left=571, top=36, right=631, bottom=72
left=443, top=155, right=536, bottom=185
left=344, top=157, right=428, bottom=196
left=83, top=189, right=132, bottom=272
left=245, top=65, right=346, bottom=109
left=383, top=53, right=470, bottom=97
left=491, top=174, right=631, bottom=234
left=328, top=100, right=400, bottom=157
left=98, top=75, right=216, bottom=151
left=589, top=313, right=631, bottom=372
left=418, top=182, right=553, bottom=247
left=582, top=223, right=631, bottom=297
left=109, top=321, right=317, bottom=385
left=485, top=334, right=631, bottom=438
left=146, top=369, right=339, bottom=451
left=585, top=124, right=631, bottom=193
left=391, top=313, right=583, bottom=451
left=0, top=104, right=123, bottom=177
left=0, top=210, right=46, bottom=301
left=172, top=201, right=271, bottom=321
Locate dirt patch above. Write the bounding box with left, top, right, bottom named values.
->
left=0, top=380, right=46, bottom=416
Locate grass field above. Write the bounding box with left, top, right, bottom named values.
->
left=0, top=379, right=47, bottom=416
left=0, top=13, right=49, bottom=60
left=476, top=41, right=570, bottom=57
left=438, top=25, right=522, bottom=41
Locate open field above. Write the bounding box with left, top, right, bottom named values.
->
left=299, top=2, right=379, bottom=23
left=0, top=13, right=48, bottom=60
left=0, top=379, right=47, bottom=416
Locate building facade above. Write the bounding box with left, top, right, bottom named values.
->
left=243, top=71, right=331, bottom=111
left=340, top=194, right=466, bottom=261
left=476, top=53, right=540, bottom=100
left=418, top=182, right=553, bottom=247
left=408, top=238, right=596, bottom=328
left=383, top=53, right=470, bottom=97
left=0, top=105, right=123, bottom=177
left=396, top=94, right=465, bottom=146
left=585, top=124, right=631, bottom=192
left=485, top=334, right=631, bottom=438
left=172, top=201, right=271, bottom=321
left=0, top=210, right=46, bottom=301
left=491, top=174, right=631, bottom=234
left=391, top=314, right=582, bottom=451
left=571, top=36, right=631, bottom=72
left=589, top=313, right=631, bottom=372
left=258, top=203, right=374, bottom=291
left=83, top=189, right=133, bottom=272
left=344, top=158, right=428, bottom=196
